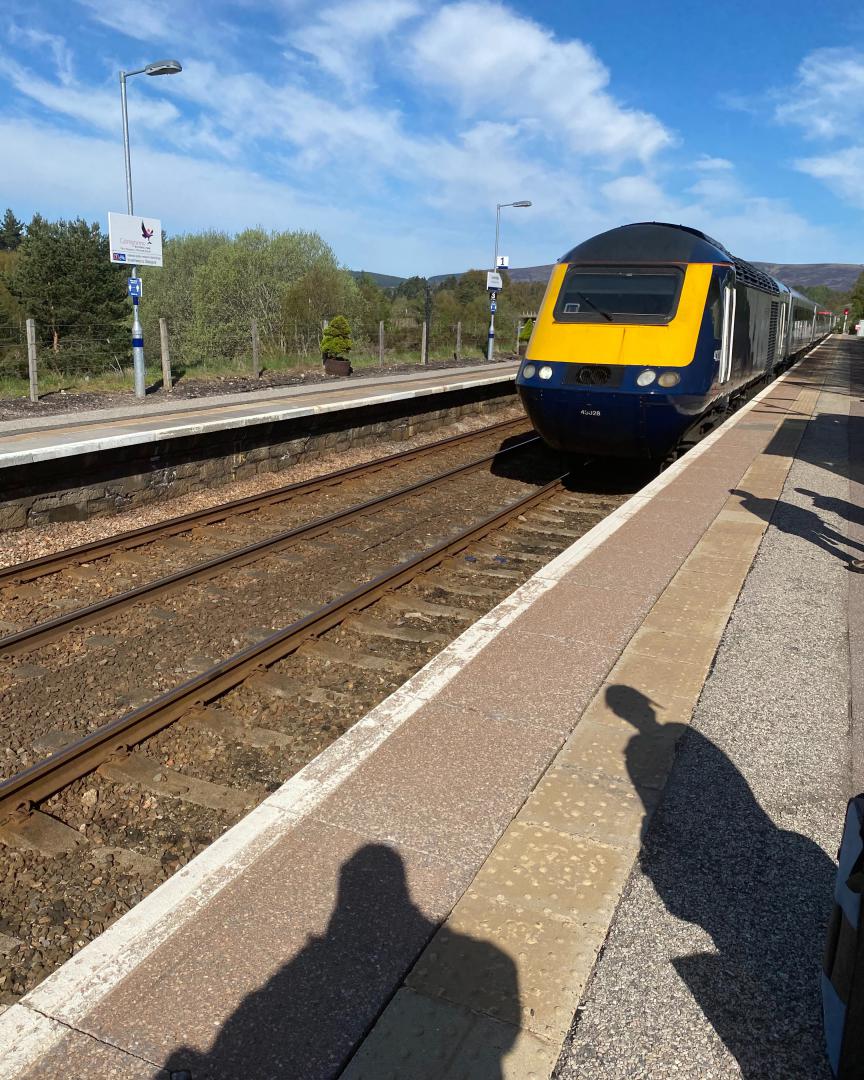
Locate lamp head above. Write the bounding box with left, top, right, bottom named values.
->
left=145, top=59, right=183, bottom=76
left=512, top=200, right=532, bottom=208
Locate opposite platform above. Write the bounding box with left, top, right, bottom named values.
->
left=0, top=339, right=855, bottom=1078
left=0, top=362, right=518, bottom=528
left=0, top=363, right=517, bottom=468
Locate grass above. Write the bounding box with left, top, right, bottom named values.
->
left=0, top=345, right=490, bottom=401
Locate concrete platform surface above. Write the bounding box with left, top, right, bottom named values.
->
left=0, top=338, right=856, bottom=1079
left=0, top=362, right=517, bottom=468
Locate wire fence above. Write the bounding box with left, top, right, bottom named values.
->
left=0, top=313, right=531, bottom=399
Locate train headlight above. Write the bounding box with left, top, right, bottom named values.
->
left=523, top=364, right=536, bottom=379
left=636, top=369, right=657, bottom=387
left=658, top=372, right=680, bottom=388
left=538, top=366, right=553, bottom=380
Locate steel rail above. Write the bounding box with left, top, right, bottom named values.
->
left=0, top=473, right=566, bottom=821
left=0, top=415, right=531, bottom=587
left=0, top=432, right=541, bottom=657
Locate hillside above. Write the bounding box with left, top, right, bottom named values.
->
left=752, top=263, right=863, bottom=291
left=356, top=262, right=863, bottom=291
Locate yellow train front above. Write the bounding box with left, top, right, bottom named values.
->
left=517, top=222, right=832, bottom=460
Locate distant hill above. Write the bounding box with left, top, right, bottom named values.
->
left=752, top=263, right=862, bottom=291
left=355, top=262, right=863, bottom=292
left=349, top=269, right=406, bottom=289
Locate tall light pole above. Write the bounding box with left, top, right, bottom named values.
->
left=488, top=200, right=531, bottom=361
left=119, top=58, right=182, bottom=398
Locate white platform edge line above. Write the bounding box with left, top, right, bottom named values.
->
left=0, top=363, right=509, bottom=437
left=0, top=344, right=824, bottom=1071
left=0, top=372, right=518, bottom=469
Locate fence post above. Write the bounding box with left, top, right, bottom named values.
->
left=158, top=318, right=173, bottom=392
left=455, top=321, right=461, bottom=361
left=515, top=319, right=522, bottom=356
left=251, top=319, right=261, bottom=378
left=25, top=318, right=37, bottom=403
left=378, top=321, right=384, bottom=364
left=420, top=321, right=428, bottom=365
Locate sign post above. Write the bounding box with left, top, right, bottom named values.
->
left=486, top=271, right=503, bottom=362
left=109, top=212, right=162, bottom=399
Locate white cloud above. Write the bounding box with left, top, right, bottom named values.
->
left=0, top=53, right=181, bottom=134
left=693, top=155, right=733, bottom=172
left=7, top=24, right=75, bottom=85
left=795, top=146, right=864, bottom=209
left=410, top=2, right=673, bottom=163
left=76, top=0, right=177, bottom=42
left=289, top=0, right=421, bottom=89
left=775, top=47, right=864, bottom=139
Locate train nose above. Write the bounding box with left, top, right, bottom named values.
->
left=519, top=385, right=647, bottom=456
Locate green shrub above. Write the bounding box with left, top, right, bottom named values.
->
left=519, top=319, right=534, bottom=343
left=321, top=314, right=353, bottom=360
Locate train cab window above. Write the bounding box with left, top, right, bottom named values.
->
left=554, top=266, right=684, bottom=324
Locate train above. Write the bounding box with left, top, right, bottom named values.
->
left=516, top=222, right=835, bottom=460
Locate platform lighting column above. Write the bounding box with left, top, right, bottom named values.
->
left=119, top=59, right=182, bottom=398
left=487, top=200, right=531, bottom=362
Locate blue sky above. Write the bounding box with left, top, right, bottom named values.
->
left=1, top=0, right=863, bottom=275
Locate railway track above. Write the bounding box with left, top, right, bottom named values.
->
left=0, top=415, right=531, bottom=592
left=0, top=426, right=539, bottom=656
left=0, top=425, right=643, bottom=1006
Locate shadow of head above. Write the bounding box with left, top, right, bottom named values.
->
left=605, top=684, right=662, bottom=733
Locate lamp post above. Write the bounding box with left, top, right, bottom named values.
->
left=119, top=58, right=182, bottom=398
left=488, top=200, right=531, bottom=361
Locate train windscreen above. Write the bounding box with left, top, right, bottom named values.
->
left=554, top=266, right=684, bottom=324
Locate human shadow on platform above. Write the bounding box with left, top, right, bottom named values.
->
left=730, top=487, right=864, bottom=566
left=762, top=411, right=864, bottom=487
left=608, top=684, right=835, bottom=1079
left=158, top=843, right=519, bottom=1080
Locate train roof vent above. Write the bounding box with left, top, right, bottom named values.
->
left=732, top=256, right=780, bottom=294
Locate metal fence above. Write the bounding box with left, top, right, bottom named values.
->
left=0, top=313, right=528, bottom=401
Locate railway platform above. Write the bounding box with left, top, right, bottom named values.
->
left=0, top=361, right=517, bottom=529
left=0, top=336, right=859, bottom=1078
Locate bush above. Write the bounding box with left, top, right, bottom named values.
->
left=519, top=318, right=534, bottom=343
left=321, top=315, right=353, bottom=360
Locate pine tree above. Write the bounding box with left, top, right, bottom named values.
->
left=0, top=209, right=24, bottom=251
left=8, top=216, right=126, bottom=350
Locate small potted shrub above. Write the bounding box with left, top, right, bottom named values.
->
left=518, top=319, right=534, bottom=358
left=321, top=315, right=353, bottom=376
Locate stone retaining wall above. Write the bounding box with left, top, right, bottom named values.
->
left=0, top=381, right=517, bottom=530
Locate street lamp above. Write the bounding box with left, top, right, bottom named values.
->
left=488, top=200, right=531, bottom=362
left=119, top=58, right=182, bottom=398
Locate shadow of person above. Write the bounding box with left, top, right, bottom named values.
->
left=159, top=843, right=519, bottom=1080
left=607, top=684, right=836, bottom=1079
left=730, top=487, right=864, bottom=565
left=796, top=487, right=864, bottom=532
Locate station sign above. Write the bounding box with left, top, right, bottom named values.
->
left=108, top=212, right=163, bottom=267
left=127, top=277, right=143, bottom=298
left=486, top=271, right=503, bottom=291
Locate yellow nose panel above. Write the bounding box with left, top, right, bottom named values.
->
left=526, top=262, right=712, bottom=368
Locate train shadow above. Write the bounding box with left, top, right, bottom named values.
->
left=489, top=430, right=656, bottom=497
left=605, top=684, right=834, bottom=1079
left=157, top=844, right=520, bottom=1080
